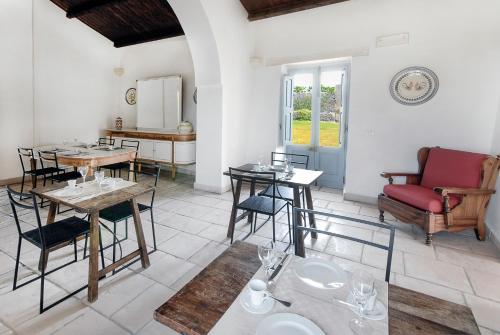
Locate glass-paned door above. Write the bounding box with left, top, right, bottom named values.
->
left=284, top=63, right=349, bottom=189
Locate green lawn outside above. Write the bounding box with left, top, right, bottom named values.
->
left=292, top=120, right=340, bottom=147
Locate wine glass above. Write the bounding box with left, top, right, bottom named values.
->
left=257, top=155, right=264, bottom=171
left=78, top=166, right=89, bottom=184
left=349, top=269, right=375, bottom=334
left=94, top=171, right=105, bottom=191
left=258, top=241, right=277, bottom=280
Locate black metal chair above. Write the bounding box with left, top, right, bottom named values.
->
left=293, top=207, right=395, bottom=282
left=101, top=139, right=139, bottom=179
left=17, top=148, right=64, bottom=197
left=38, top=151, right=82, bottom=184
left=259, top=152, right=309, bottom=206
left=99, top=163, right=160, bottom=273
left=98, top=137, right=115, bottom=146
left=6, top=186, right=105, bottom=313
left=229, top=167, right=291, bottom=244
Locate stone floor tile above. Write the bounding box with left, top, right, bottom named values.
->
left=157, top=213, right=211, bottom=235
left=435, top=246, right=500, bottom=276
left=139, top=252, right=195, bottom=287
left=393, top=274, right=465, bottom=305
left=404, top=253, right=473, bottom=293
left=137, top=320, right=180, bottom=335
left=111, top=283, right=174, bottom=334
left=362, top=246, right=404, bottom=275
left=157, top=232, right=209, bottom=259
left=465, top=294, right=500, bottom=332
left=188, top=241, right=228, bottom=268
left=467, top=268, right=500, bottom=302
left=52, top=308, right=129, bottom=335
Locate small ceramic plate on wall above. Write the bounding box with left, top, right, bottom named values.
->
left=125, top=88, right=136, bottom=105
left=390, top=66, right=439, bottom=105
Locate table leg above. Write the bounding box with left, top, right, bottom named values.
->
left=38, top=202, right=58, bottom=271
left=30, top=158, right=37, bottom=189
left=87, top=212, right=100, bottom=302
left=305, top=186, right=317, bottom=239
left=87, top=165, right=94, bottom=177
left=130, top=198, right=150, bottom=268
left=227, top=180, right=242, bottom=238
left=293, top=186, right=305, bottom=257
left=129, top=161, right=135, bottom=181
left=248, top=180, right=256, bottom=225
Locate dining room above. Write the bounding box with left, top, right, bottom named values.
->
left=1, top=0, right=500, bottom=335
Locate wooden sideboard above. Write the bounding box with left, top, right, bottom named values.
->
left=105, top=128, right=196, bottom=179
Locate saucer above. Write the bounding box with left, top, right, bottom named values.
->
left=240, top=287, right=274, bottom=314
left=346, top=292, right=387, bottom=321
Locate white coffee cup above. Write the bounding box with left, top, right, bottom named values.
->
left=67, top=180, right=77, bottom=189
left=249, top=279, right=269, bottom=306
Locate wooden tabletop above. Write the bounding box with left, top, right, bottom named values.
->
left=31, top=181, right=153, bottom=213
left=33, top=144, right=137, bottom=168
left=154, top=242, right=480, bottom=335
left=223, top=164, right=323, bottom=186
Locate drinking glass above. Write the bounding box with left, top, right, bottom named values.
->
left=94, top=171, right=105, bottom=190
left=257, top=155, right=264, bottom=171
left=258, top=241, right=277, bottom=280
left=349, top=269, right=375, bottom=334
left=78, top=166, right=89, bottom=184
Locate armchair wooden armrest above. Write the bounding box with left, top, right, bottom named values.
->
left=380, top=172, right=421, bottom=185
left=433, top=187, right=496, bottom=196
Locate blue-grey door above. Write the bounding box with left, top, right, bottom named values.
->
left=284, top=63, right=349, bottom=189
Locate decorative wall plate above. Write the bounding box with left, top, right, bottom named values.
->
left=125, top=88, right=136, bottom=105
left=390, top=66, right=439, bottom=105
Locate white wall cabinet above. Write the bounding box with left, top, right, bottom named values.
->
left=154, top=141, right=173, bottom=162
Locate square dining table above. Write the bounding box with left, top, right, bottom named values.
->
left=223, top=164, right=323, bottom=255
left=31, top=179, right=152, bottom=302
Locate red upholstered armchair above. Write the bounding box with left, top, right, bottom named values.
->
left=378, top=147, right=500, bottom=245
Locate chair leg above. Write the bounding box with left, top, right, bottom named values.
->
left=253, top=214, right=258, bottom=233
left=286, top=203, right=292, bottom=244
left=379, top=210, right=385, bottom=222
left=99, top=230, right=105, bottom=270
left=272, top=215, right=276, bottom=243
left=83, top=233, right=88, bottom=259
left=425, top=233, right=433, bottom=245
left=112, top=223, right=117, bottom=266
left=13, top=237, right=22, bottom=290
left=125, top=219, right=128, bottom=240
left=20, top=174, right=25, bottom=199
left=73, top=239, right=77, bottom=262
left=39, top=249, right=47, bottom=314
left=150, top=210, right=157, bottom=251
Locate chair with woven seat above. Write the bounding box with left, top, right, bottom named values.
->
left=379, top=147, right=500, bottom=244
left=38, top=151, right=82, bottom=183
left=229, top=167, right=291, bottom=244
left=6, top=186, right=105, bottom=314
left=99, top=163, right=160, bottom=271
left=259, top=152, right=309, bottom=206
left=101, top=139, right=139, bottom=179
left=98, top=137, right=115, bottom=146
left=17, top=147, right=64, bottom=196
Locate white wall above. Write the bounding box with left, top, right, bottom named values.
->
left=250, top=0, right=500, bottom=201
left=486, top=100, right=500, bottom=245
left=0, top=0, right=119, bottom=180
left=0, top=0, right=34, bottom=180
left=115, top=37, right=196, bottom=129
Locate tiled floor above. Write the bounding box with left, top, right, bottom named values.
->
left=0, top=174, right=499, bottom=335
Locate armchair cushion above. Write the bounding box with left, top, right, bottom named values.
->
left=383, top=184, right=461, bottom=213
left=420, top=148, right=487, bottom=189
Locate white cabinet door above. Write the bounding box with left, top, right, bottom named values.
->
left=174, top=141, right=196, bottom=164
left=137, top=78, right=164, bottom=128
left=139, top=140, right=154, bottom=160
left=154, top=141, right=172, bottom=162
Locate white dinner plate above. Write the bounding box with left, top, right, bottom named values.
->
left=293, top=258, right=347, bottom=289
left=256, top=313, right=325, bottom=335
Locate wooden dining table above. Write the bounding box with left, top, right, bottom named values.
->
left=223, top=164, right=323, bottom=253
left=31, top=179, right=152, bottom=302
left=30, top=144, right=137, bottom=188
left=154, top=242, right=480, bottom=335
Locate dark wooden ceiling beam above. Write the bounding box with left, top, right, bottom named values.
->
left=66, top=0, right=127, bottom=18
left=114, top=26, right=185, bottom=48
left=244, top=0, right=349, bottom=21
